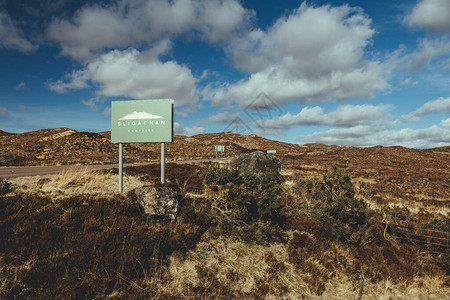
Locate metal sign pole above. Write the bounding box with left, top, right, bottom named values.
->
left=119, top=143, right=123, bottom=193
left=161, top=142, right=165, bottom=184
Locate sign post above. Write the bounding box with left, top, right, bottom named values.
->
left=215, top=145, right=225, bottom=159
left=161, top=142, right=165, bottom=184
left=119, top=143, right=123, bottom=193
left=111, top=99, right=173, bottom=191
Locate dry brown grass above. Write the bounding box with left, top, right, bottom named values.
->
left=319, top=274, right=449, bottom=300
left=162, top=236, right=449, bottom=299
left=379, top=193, right=450, bottom=217
left=164, top=237, right=314, bottom=299
left=9, top=167, right=143, bottom=199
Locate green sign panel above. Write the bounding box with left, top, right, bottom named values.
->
left=111, top=99, right=173, bottom=143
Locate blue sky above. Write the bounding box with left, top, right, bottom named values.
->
left=1, top=0, right=450, bottom=148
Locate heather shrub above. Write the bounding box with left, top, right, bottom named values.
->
left=0, top=192, right=208, bottom=298
left=200, top=164, right=283, bottom=244
left=384, top=205, right=412, bottom=225
left=292, top=166, right=370, bottom=243
left=425, top=217, right=450, bottom=232
left=323, top=165, right=355, bottom=201
left=286, top=167, right=449, bottom=294
left=0, top=178, right=14, bottom=195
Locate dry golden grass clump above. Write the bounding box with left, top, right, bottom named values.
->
left=165, top=238, right=313, bottom=298
left=9, top=167, right=143, bottom=199
left=164, top=237, right=449, bottom=300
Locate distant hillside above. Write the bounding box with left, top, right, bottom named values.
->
left=0, top=128, right=118, bottom=166
left=2, top=128, right=449, bottom=167
left=1, top=127, right=449, bottom=214
left=0, top=130, right=14, bottom=136
left=0, top=128, right=307, bottom=166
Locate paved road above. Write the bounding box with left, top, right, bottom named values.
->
left=0, top=158, right=232, bottom=179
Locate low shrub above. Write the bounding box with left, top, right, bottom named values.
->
left=383, top=205, right=413, bottom=225
left=200, top=164, right=284, bottom=244
left=291, top=166, right=371, bottom=243
left=323, top=165, right=355, bottom=201
left=425, top=217, right=450, bottom=232
left=285, top=166, right=374, bottom=243
left=0, top=178, right=14, bottom=195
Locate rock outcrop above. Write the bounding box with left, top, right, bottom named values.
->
left=134, top=185, right=181, bottom=220
left=230, top=151, right=281, bottom=180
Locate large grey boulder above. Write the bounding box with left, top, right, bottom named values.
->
left=230, top=151, right=281, bottom=180
left=134, top=185, right=180, bottom=220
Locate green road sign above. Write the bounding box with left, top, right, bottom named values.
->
left=215, top=145, right=225, bottom=152
left=111, top=99, right=173, bottom=143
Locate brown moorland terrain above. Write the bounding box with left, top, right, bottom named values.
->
left=1, top=128, right=449, bottom=215
left=0, top=128, right=449, bottom=298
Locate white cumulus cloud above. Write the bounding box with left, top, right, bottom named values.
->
left=403, top=97, right=450, bottom=121
left=259, top=104, right=393, bottom=130
left=201, top=111, right=241, bottom=124
left=48, top=0, right=253, bottom=61
left=47, top=70, right=91, bottom=93
left=204, top=2, right=389, bottom=107
left=47, top=46, right=199, bottom=108
left=405, top=0, right=450, bottom=34
left=441, top=118, right=450, bottom=128
left=81, top=97, right=105, bottom=112
left=413, top=97, right=450, bottom=115
left=300, top=119, right=450, bottom=149
left=398, top=38, right=450, bottom=74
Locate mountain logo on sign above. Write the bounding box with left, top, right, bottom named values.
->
left=119, top=111, right=164, bottom=120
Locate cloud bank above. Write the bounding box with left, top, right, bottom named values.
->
left=47, top=0, right=253, bottom=61
left=403, top=97, right=450, bottom=121
left=205, top=2, right=389, bottom=107
left=300, top=118, right=450, bottom=149
left=259, top=104, right=393, bottom=130
left=174, top=122, right=205, bottom=136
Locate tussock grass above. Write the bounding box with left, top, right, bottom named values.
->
left=164, top=237, right=313, bottom=298
left=9, top=167, right=143, bottom=199
left=319, top=274, right=449, bottom=300
left=164, top=236, right=449, bottom=299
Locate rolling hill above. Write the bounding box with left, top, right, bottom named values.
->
left=1, top=128, right=449, bottom=214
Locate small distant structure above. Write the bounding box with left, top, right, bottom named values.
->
left=267, top=150, right=276, bottom=154
left=215, top=145, right=225, bottom=159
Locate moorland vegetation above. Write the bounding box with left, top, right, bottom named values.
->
left=0, top=163, right=449, bottom=299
